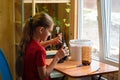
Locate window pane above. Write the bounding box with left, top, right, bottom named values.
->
left=108, top=0, right=120, bottom=61
left=81, top=0, right=99, bottom=59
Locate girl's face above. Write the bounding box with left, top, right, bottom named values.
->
left=39, top=25, right=54, bottom=41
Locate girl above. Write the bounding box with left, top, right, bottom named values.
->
left=20, top=12, right=68, bottom=80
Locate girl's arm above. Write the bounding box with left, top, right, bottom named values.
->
left=37, top=47, right=67, bottom=80
left=40, top=33, right=62, bottom=47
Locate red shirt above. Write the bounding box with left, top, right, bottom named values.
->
left=22, top=39, right=50, bottom=80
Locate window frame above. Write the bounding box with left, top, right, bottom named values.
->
left=98, top=0, right=119, bottom=66
left=77, top=0, right=119, bottom=66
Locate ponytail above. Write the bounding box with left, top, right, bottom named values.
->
left=19, top=19, right=32, bottom=54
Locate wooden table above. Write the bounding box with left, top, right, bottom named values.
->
left=46, top=59, right=118, bottom=79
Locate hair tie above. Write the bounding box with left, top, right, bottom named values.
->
left=29, top=16, right=33, bottom=29
left=30, top=16, right=33, bottom=22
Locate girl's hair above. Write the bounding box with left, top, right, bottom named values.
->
left=19, top=12, right=54, bottom=54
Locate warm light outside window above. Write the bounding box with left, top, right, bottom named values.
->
left=78, top=0, right=100, bottom=59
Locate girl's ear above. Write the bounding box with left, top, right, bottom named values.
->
left=38, top=27, right=44, bottom=33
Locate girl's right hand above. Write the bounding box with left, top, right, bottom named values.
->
left=55, top=46, right=69, bottom=60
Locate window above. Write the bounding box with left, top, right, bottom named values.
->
left=100, top=0, right=119, bottom=62
left=78, top=0, right=119, bottom=65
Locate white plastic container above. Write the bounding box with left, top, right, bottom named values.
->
left=69, top=39, right=92, bottom=62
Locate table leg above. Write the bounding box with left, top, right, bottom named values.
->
left=61, top=75, right=66, bottom=80
left=91, top=75, right=102, bottom=80
left=98, top=75, right=102, bottom=80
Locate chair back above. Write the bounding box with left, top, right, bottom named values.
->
left=0, top=48, right=13, bottom=80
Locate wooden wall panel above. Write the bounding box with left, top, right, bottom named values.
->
left=0, top=0, right=15, bottom=79
left=15, top=1, right=23, bottom=44
left=58, top=3, right=70, bottom=46
left=69, top=0, right=78, bottom=39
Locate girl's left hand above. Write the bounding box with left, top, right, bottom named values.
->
left=51, top=33, right=62, bottom=45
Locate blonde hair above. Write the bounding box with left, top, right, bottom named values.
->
left=19, top=12, right=54, bottom=54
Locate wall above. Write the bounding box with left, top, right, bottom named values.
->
left=0, top=0, right=15, bottom=79
left=103, top=72, right=118, bottom=80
